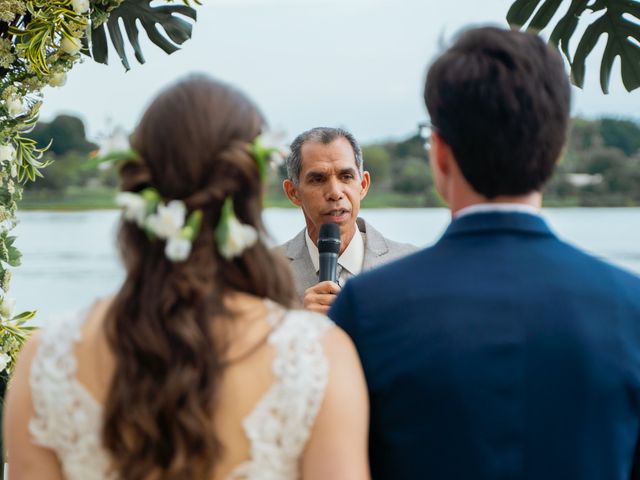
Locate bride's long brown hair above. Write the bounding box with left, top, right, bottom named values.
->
left=102, top=76, right=295, bottom=480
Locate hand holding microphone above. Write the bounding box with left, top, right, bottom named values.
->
left=303, top=223, right=341, bottom=314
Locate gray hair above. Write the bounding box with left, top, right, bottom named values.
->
left=286, top=127, right=363, bottom=183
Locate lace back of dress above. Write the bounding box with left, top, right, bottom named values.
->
left=27, top=304, right=333, bottom=480
left=225, top=305, right=332, bottom=479
left=29, top=310, right=115, bottom=480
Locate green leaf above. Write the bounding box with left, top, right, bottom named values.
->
left=528, top=0, right=564, bottom=31
left=548, top=0, right=591, bottom=61
left=183, top=210, right=202, bottom=241
left=7, top=245, right=22, bottom=267
left=507, top=0, right=544, bottom=27
left=84, top=148, right=141, bottom=171
left=10, top=310, right=37, bottom=324
left=508, top=0, right=640, bottom=93
left=507, top=0, right=565, bottom=31
left=572, top=0, right=640, bottom=92
left=90, top=0, right=197, bottom=71
left=215, top=197, right=233, bottom=248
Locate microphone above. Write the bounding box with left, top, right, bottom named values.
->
left=318, top=223, right=341, bottom=283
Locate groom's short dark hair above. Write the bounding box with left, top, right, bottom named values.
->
left=424, top=26, right=571, bottom=198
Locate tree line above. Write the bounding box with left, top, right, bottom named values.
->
left=356, top=117, right=640, bottom=207
left=23, top=115, right=640, bottom=208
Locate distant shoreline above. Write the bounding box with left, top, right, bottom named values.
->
left=17, top=186, right=640, bottom=212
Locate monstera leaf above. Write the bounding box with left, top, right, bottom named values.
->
left=90, top=0, right=197, bottom=71
left=507, top=0, right=640, bottom=93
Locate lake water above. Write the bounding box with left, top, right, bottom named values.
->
left=8, top=208, right=640, bottom=324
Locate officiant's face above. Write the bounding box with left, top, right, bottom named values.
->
left=283, top=137, right=370, bottom=249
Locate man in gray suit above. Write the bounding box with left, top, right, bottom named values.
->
left=280, top=127, right=416, bottom=313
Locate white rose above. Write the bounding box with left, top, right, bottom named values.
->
left=115, top=192, right=147, bottom=226
left=5, top=95, right=23, bottom=117
left=219, top=216, right=258, bottom=259
left=0, top=297, right=15, bottom=319
left=0, top=144, right=15, bottom=163
left=0, top=352, right=10, bottom=373
left=146, top=200, right=186, bottom=239
left=61, top=36, right=82, bottom=55
left=165, top=237, right=192, bottom=262
left=49, top=72, right=67, bottom=87
left=71, top=0, right=90, bottom=14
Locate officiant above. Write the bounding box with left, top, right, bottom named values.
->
left=278, top=127, right=415, bottom=313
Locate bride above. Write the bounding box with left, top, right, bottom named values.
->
left=4, top=76, right=369, bottom=480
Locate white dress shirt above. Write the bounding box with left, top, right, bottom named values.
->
left=455, top=203, right=541, bottom=219
left=305, top=227, right=364, bottom=286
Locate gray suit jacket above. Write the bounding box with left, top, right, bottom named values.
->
left=279, top=217, right=417, bottom=300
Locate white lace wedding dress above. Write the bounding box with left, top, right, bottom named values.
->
left=28, top=301, right=333, bottom=480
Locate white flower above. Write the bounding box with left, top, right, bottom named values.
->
left=0, top=297, right=15, bottom=319
left=165, top=236, right=192, bottom=262
left=61, top=36, right=82, bottom=55
left=71, top=0, right=90, bottom=14
left=5, top=95, right=23, bottom=117
left=146, top=200, right=186, bottom=239
left=115, top=192, right=147, bottom=226
left=98, top=127, right=130, bottom=157
left=0, top=144, right=15, bottom=163
left=0, top=353, right=10, bottom=373
left=219, top=216, right=258, bottom=259
left=260, top=129, right=290, bottom=166
left=49, top=72, right=67, bottom=87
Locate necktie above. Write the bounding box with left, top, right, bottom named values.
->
left=336, top=264, right=345, bottom=287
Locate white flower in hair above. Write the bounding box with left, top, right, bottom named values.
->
left=116, top=188, right=203, bottom=263
left=165, top=236, right=192, bottom=262
left=219, top=215, right=258, bottom=260
left=147, top=200, right=186, bottom=239
left=216, top=197, right=258, bottom=260
left=115, top=192, right=147, bottom=226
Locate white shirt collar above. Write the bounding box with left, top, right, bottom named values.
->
left=455, top=203, right=541, bottom=219
left=305, top=227, right=365, bottom=276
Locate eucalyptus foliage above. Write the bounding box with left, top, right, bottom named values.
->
left=0, top=0, right=199, bottom=398
left=508, top=0, right=640, bottom=93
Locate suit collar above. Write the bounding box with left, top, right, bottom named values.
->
left=443, top=211, right=555, bottom=239
left=285, top=228, right=307, bottom=261
left=285, top=217, right=390, bottom=261
left=357, top=217, right=389, bottom=257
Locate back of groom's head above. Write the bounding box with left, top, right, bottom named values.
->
left=424, top=27, right=571, bottom=198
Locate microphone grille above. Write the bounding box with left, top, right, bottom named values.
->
left=318, top=223, right=341, bottom=254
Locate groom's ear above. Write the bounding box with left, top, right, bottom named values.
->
left=430, top=131, right=452, bottom=177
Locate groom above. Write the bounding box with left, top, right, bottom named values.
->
left=330, top=27, right=640, bottom=479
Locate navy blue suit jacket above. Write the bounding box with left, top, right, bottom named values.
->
left=329, top=212, right=640, bottom=480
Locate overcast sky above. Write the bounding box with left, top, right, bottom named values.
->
left=38, top=0, right=640, bottom=144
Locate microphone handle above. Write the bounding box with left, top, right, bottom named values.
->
left=319, top=252, right=339, bottom=283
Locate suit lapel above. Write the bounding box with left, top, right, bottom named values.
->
left=359, top=218, right=391, bottom=270
left=285, top=229, right=319, bottom=298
